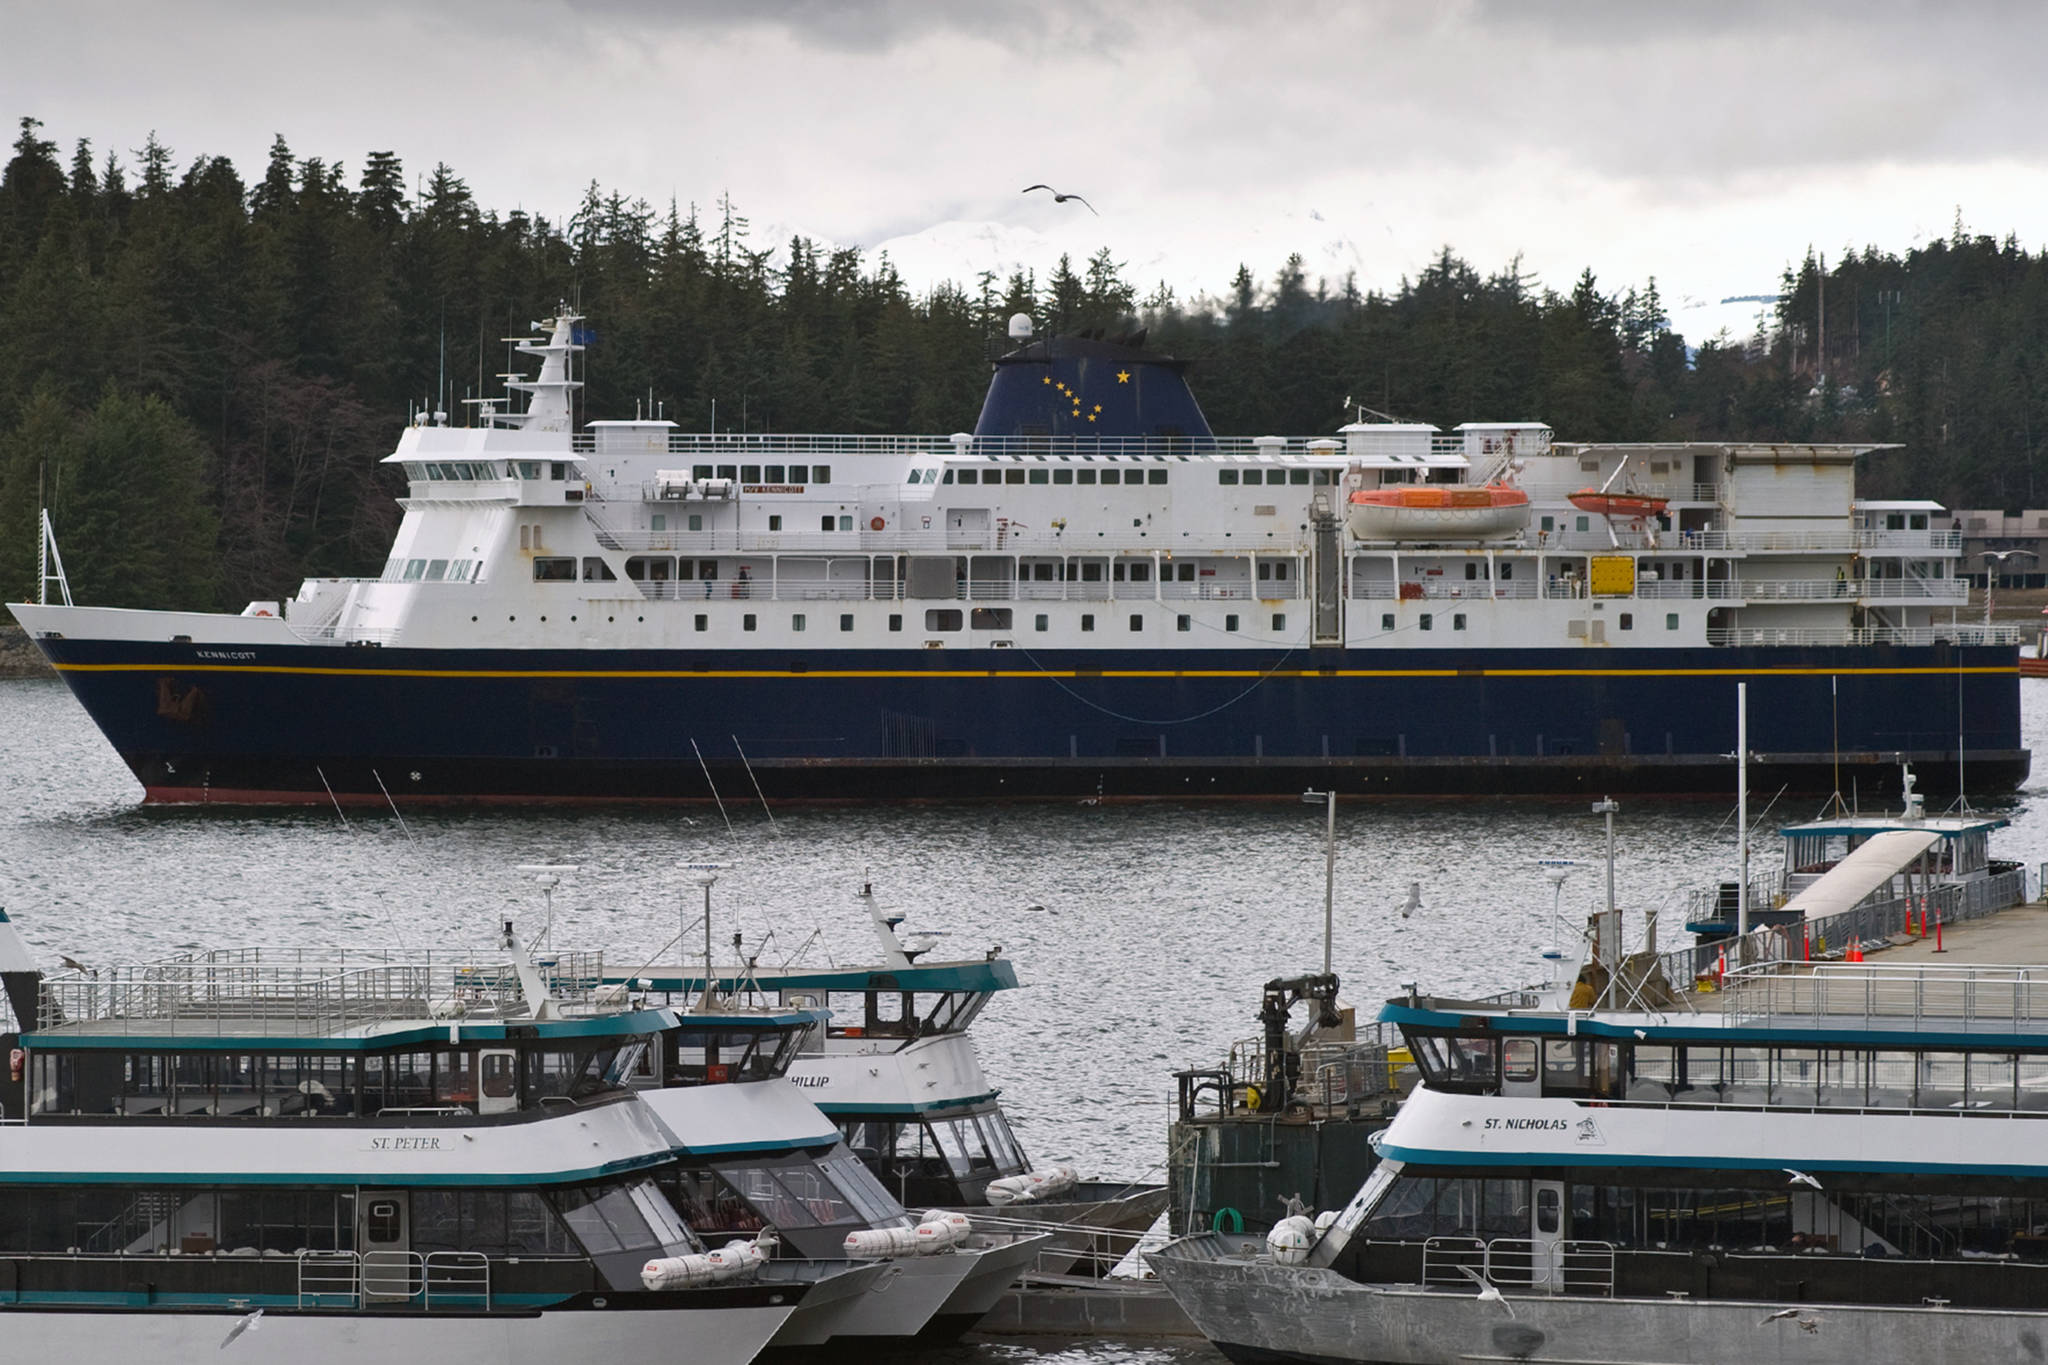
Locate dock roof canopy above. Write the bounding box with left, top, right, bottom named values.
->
left=1783, top=828, right=1943, bottom=920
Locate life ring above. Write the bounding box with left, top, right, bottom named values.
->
left=869, top=516, right=885, bottom=532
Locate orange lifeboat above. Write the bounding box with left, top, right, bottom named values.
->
left=1346, top=484, right=1531, bottom=541
left=1568, top=489, right=1668, bottom=519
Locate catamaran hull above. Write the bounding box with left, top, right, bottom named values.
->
left=0, top=1297, right=795, bottom=1365
left=1149, top=1245, right=2048, bottom=1365
left=19, top=632, right=2025, bottom=803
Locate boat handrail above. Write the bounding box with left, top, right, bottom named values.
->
left=1633, top=866, right=2025, bottom=1018
left=36, top=947, right=611, bottom=1036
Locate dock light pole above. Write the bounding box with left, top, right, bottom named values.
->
left=1591, top=798, right=1619, bottom=1003
left=1982, top=549, right=2037, bottom=629
left=1302, top=789, right=1337, bottom=975
left=684, top=862, right=732, bottom=1011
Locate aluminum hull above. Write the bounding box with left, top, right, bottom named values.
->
left=1150, top=1240, right=2048, bottom=1365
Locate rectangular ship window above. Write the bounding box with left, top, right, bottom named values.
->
left=840, top=614, right=854, bottom=632
left=926, top=610, right=963, bottom=631
left=1035, top=615, right=1049, bottom=631
left=971, top=608, right=1012, bottom=629
left=1226, top=614, right=1239, bottom=631
left=1219, top=469, right=1239, bottom=486
left=1078, top=469, right=1097, bottom=485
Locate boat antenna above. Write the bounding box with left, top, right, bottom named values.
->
left=1825, top=673, right=1845, bottom=818
left=732, top=735, right=781, bottom=838
left=691, top=737, right=736, bottom=840
left=515, top=864, right=579, bottom=952
left=683, top=862, right=732, bottom=1011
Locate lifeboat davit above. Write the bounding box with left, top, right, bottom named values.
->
left=1346, top=484, right=1531, bottom=541
left=1568, top=489, right=1669, bottom=519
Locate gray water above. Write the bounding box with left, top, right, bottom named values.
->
left=7, top=675, right=2048, bottom=1361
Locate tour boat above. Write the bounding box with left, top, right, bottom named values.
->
left=0, top=910, right=879, bottom=1365
left=617, top=884, right=1168, bottom=1277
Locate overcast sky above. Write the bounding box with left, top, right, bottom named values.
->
left=9, top=0, right=2048, bottom=338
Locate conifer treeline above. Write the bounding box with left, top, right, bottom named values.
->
left=3, top=116, right=2045, bottom=612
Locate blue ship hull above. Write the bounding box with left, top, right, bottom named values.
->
left=31, top=636, right=2026, bottom=803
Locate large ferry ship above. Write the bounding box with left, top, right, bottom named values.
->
left=8, top=310, right=2024, bottom=803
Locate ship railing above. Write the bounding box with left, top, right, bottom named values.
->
left=1634, top=580, right=1740, bottom=599
left=1349, top=579, right=1539, bottom=602
left=1477, top=1238, right=1617, bottom=1295
left=1419, top=1237, right=1615, bottom=1297
left=37, top=947, right=609, bottom=1035
left=1724, top=578, right=1969, bottom=603
left=1705, top=624, right=2025, bottom=647
left=296, top=1248, right=504, bottom=1310
left=576, top=431, right=1381, bottom=460
left=584, top=527, right=1312, bottom=558
left=1214, top=1023, right=1398, bottom=1114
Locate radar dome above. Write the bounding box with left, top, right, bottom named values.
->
left=1007, top=313, right=1034, bottom=341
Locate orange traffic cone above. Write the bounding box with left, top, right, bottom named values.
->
left=1847, top=940, right=1863, bottom=963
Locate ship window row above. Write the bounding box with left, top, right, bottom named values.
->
left=658, top=1023, right=813, bottom=1085
left=1355, top=1172, right=2048, bottom=1262
left=688, top=463, right=828, bottom=484
left=24, top=1042, right=639, bottom=1119
left=392, top=557, right=478, bottom=583
left=1218, top=469, right=1331, bottom=486
left=834, top=1110, right=1027, bottom=1184
left=1407, top=1031, right=2048, bottom=1112
left=920, top=467, right=1172, bottom=487
left=660, top=1148, right=901, bottom=1236
left=0, top=1182, right=660, bottom=1259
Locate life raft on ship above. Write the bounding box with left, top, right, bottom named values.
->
left=1567, top=489, right=1669, bottom=519
left=1346, top=483, right=1531, bottom=541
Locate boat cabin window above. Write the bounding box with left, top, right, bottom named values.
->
left=661, top=1025, right=809, bottom=1085
left=1405, top=1032, right=1499, bottom=1092
left=533, top=557, right=576, bottom=581
left=664, top=1152, right=881, bottom=1237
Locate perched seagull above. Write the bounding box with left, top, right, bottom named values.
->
left=219, top=1307, right=263, bottom=1349
left=1022, top=184, right=1098, bottom=215
left=1785, top=1169, right=1824, bottom=1191
left=1457, top=1264, right=1516, bottom=1317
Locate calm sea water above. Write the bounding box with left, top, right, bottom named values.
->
left=6, top=675, right=2048, bottom=1360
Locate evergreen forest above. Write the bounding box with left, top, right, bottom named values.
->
left=4, top=115, right=2048, bottom=613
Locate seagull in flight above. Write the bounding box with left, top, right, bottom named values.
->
left=1022, top=184, right=1098, bottom=215
left=1456, top=1264, right=1516, bottom=1317
left=59, top=955, right=88, bottom=972
left=219, top=1307, right=263, bottom=1348
left=1784, top=1169, right=1824, bottom=1190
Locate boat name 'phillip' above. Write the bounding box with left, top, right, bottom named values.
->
left=787, top=1075, right=829, bottom=1088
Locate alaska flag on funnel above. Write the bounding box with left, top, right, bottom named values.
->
left=973, top=330, right=1214, bottom=442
